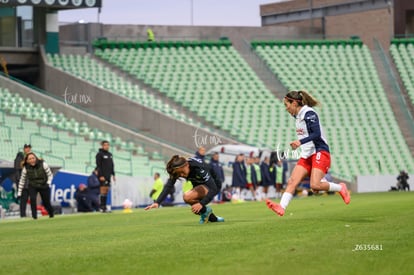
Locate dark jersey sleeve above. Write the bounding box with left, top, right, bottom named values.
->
left=208, top=163, right=222, bottom=191
left=155, top=178, right=176, bottom=205
left=14, top=152, right=24, bottom=170
left=299, top=111, right=321, bottom=145
left=95, top=152, right=103, bottom=177
left=110, top=152, right=115, bottom=177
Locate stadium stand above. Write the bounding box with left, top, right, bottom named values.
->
left=41, top=39, right=414, bottom=180
left=252, top=39, right=414, bottom=179
left=389, top=38, right=414, bottom=107
left=47, top=53, right=206, bottom=129
left=93, top=40, right=295, bottom=148
left=0, top=87, right=165, bottom=177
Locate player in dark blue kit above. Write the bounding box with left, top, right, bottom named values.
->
left=145, top=155, right=224, bottom=224
left=96, top=140, right=115, bottom=213
left=267, top=90, right=350, bottom=216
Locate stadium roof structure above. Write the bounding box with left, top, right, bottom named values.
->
left=0, top=0, right=101, bottom=10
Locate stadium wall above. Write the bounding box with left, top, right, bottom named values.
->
left=41, top=56, right=235, bottom=152
left=356, top=175, right=414, bottom=193
left=261, top=0, right=364, bottom=15
left=0, top=74, right=187, bottom=158
left=260, top=0, right=393, bottom=49
left=59, top=23, right=321, bottom=51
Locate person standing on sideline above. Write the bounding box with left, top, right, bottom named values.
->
left=149, top=172, right=164, bottom=202
left=231, top=154, right=247, bottom=200
left=275, top=160, right=284, bottom=199
left=14, top=144, right=32, bottom=217
left=194, top=146, right=206, bottom=163
left=17, top=153, right=54, bottom=219
left=260, top=156, right=273, bottom=200
left=96, top=140, right=115, bottom=212
left=145, top=155, right=224, bottom=224
left=87, top=169, right=100, bottom=211
left=253, top=156, right=263, bottom=200
left=267, top=90, right=350, bottom=216
left=209, top=152, right=225, bottom=187
left=245, top=157, right=258, bottom=201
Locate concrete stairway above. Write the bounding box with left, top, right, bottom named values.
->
left=228, top=35, right=288, bottom=100
left=371, top=42, right=414, bottom=157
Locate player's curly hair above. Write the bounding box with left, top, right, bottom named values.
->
left=285, top=90, right=320, bottom=107
left=166, top=155, right=187, bottom=180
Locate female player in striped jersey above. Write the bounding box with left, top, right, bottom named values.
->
left=266, top=90, right=350, bottom=216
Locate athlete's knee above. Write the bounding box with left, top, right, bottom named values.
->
left=310, top=181, right=323, bottom=191
left=287, top=176, right=299, bottom=186
left=183, top=191, right=195, bottom=204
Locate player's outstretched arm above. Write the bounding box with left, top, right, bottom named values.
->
left=144, top=202, right=159, bottom=210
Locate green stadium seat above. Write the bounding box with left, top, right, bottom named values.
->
left=252, top=39, right=414, bottom=179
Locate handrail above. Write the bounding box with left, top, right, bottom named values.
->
left=0, top=124, right=11, bottom=140
left=373, top=38, right=414, bottom=137
left=0, top=70, right=191, bottom=155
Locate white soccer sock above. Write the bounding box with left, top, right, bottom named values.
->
left=280, top=192, right=293, bottom=209
left=328, top=182, right=342, bottom=192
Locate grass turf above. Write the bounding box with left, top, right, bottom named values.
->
left=1, top=192, right=413, bottom=275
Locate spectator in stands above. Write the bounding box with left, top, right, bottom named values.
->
left=75, top=183, right=99, bottom=212
left=231, top=154, right=247, bottom=200
left=96, top=140, right=115, bottom=213
left=266, top=90, right=350, bottom=216
left=260, top=156, right=273, bottom=200
left=147, top=28, right=155, bottom=42
left=17, top=152, right=54, bottom=219
left=275, top=160, right=284, bottom=199
left=14, top=144, right=31, bottom=217
left=210, top=152, right=225, bottom=186
left=194, top=146, right=206, bottom=163
left=87, top=169, right=100, bottom=210
left=145, top=155, right=224, bottom=224
left=397, top=170, right=410, bottom=191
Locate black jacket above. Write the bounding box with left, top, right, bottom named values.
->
left=156, top=157, right=221, bottom=206
left=14, top=152, right=24, bottom=171
left=260, top=162, right=273, bottom=187
left=232, top=161, right=247, bottom=188
left=14, top=152, right=26, bottom=188
left=250, top=164, right=258, bottom=186
left=95, top=149, right=115, bottom=181
left=210, top=159, right=225, bottom=184
left=87, top=173, right=101, bottom=197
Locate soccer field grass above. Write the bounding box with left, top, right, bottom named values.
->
left=1, top=192, right=413, bottom=275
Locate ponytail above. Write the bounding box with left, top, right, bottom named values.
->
left=284, top=90, right=320, bottom=107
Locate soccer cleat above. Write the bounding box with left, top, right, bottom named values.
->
left=216, top=216, right=225, bottom=222
left=266, top=199, right=285, bottom=216
left=339, top=183, right=351, bottom=204
left=199, top=206, right=212, bottom=224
